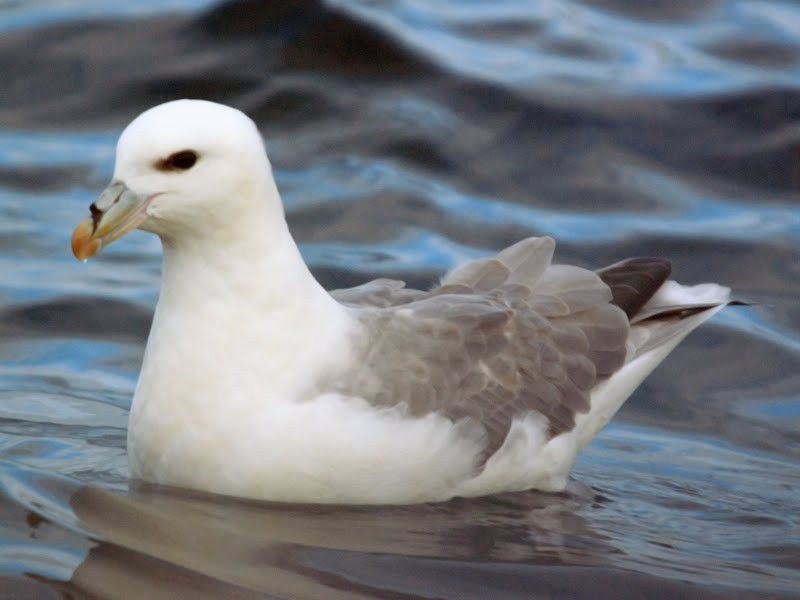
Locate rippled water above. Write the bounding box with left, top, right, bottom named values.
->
left=0, top=0, right=798, bottom=597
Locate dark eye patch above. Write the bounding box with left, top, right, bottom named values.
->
left=156, top=150, right=198, bottom=172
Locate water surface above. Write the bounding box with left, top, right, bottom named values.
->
left=0, top=0, right=798, bottom=597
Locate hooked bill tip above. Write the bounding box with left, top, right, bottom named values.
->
left=71, top=218, right=101, bottom=261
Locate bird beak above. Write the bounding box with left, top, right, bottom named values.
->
left=72, top=182, right=151, bottom=261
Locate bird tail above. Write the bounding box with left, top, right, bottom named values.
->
left=572, top=280, right=733, bottom=450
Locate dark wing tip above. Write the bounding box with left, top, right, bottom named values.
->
left=595, top=257, right=672, bottom=319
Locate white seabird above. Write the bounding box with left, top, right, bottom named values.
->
left=72, top=99, right=732, bottom=504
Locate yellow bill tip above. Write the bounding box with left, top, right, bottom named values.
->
left=71, top=218, right=102, bottom=261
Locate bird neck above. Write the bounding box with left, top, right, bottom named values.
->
left=134, top=188, right=358, bottom=416
left=156, top=177, right=327, bottom=313
left=159, top=220, right=318, bottom=309
left=148, top=185, right=355, bottom=372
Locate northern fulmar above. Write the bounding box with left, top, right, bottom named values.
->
left=72, top=100, right=733, bottom=504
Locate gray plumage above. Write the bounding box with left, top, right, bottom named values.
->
left=330, top=236, right=682, bottom=457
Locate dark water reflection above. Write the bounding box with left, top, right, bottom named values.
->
left=0, top=0, right=798, bottom=597
left=4, top=467, right=795, bottom=599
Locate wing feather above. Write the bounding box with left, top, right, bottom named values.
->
left=331, top=278, right=424, bottom=308
left=333, top=236, right=629, bottom=456
left=325, top=236, right=712, bottom=463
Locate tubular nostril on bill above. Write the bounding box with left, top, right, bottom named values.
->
left=89, top=203, right=102, bottom=231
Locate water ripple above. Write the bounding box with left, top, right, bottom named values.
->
left=0, top=0, right=797, bottom=596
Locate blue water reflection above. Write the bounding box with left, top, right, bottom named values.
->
left=0, top=0, right=798, bottom=597
left=0, top=0, right=216, bottom=32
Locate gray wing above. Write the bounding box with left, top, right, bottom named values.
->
left=331, top=278, right=426, bottom=308
left=333, top=237, right=634, bottom=457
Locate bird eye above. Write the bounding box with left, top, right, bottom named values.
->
left=157, top=150, right=198, bottom=172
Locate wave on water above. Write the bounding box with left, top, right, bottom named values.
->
left=0, top=0, right=798, bottom=597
